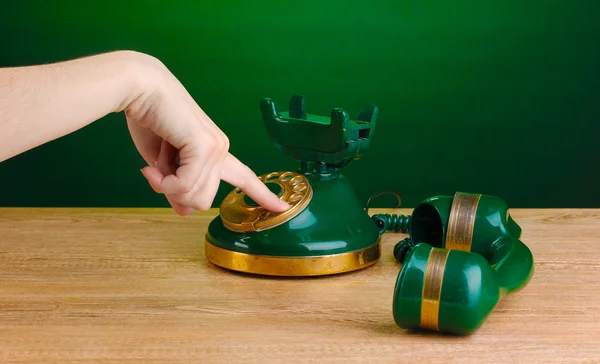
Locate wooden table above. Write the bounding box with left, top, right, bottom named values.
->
left=0, top=208, right=599, bottom=363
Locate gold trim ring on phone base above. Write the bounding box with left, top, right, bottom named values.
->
left=205, top=238, right=381, bottom=276
left=219, top=171, right=313, bottom=233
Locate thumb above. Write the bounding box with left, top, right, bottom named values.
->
left=220, top=154, right=290, bottom=212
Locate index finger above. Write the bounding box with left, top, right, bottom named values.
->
left=220, top=153, right=290, bottom=212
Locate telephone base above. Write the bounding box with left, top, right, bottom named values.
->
left=204, top=238, right=381, bottom=276
left=204, top=172, right=381, bottom=277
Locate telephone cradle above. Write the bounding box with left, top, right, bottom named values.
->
left=204, top=95, right=534, bottom=336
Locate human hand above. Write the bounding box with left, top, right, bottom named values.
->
left=122, top=53, right=290, bottom=216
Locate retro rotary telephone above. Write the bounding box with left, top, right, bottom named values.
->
left=204, top=95, right=535, bottom=335
left=204, top=95, right=381, bottom=276
left=372, top=192, right=535, bottom=335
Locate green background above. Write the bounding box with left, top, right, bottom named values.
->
left=1, top=0, right=598, bottom=208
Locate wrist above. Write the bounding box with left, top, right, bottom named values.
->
left=109, top=50, right=165, bottom=115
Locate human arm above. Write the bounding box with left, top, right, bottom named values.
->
left=0, top=50, right=290, bottom=215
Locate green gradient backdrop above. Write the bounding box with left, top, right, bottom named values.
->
left=0, top=1, right=598, bottom=208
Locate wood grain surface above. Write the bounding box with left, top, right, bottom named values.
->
left=0, top=208, right=599, bottom=363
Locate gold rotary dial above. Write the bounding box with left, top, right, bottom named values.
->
left=219, top=171, right=313, bottom=233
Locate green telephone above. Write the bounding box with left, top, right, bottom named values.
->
left=204, top=95, right=534, bottom=335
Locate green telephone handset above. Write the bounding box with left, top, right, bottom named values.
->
left=204, top=95, right=381, bottom=276
left=372, top=192, right=535, bottom=335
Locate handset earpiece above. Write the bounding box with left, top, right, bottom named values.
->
left=393, top=242, right=502, bottom=335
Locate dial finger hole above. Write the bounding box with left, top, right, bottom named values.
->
left=234, top=188, right=242, bottom=194
left=279, top=172, right=294, bottom=182
left=265, top=173, right=280, bottom=181
left=293, top=183, right=307, bottom=192
left=290, top=176, right=304, bottom=186
left=289, top=193, right=303, bottom=202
